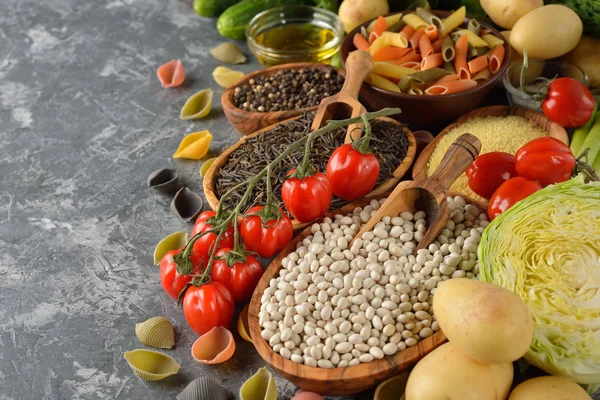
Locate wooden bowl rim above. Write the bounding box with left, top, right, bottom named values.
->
left=203, top=117, right=417, bottom=231
left=340, top=10, right=511, bottom=100
left=412, top=105, right=569, bottom=208
left=248, top=192, right=487, bottom=391
left=221, top=62, right=346, bottom=123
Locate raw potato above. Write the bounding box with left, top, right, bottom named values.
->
left=508, top=376, right=592, bottom=400
left=510, top=5, right=583, bottom=60
left=433, top=279, right=534, bottom=364
left=405, top=342, right=513, bottom=400
left=562, top=35, right=600, bottom=88
left=481, top=0, right=542, bottom=29
left=338, top=0, right=389, bottom=34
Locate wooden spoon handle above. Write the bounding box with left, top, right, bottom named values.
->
left=340, top=50, right=374, bottom=100
left=427, top=133, right=482, bottom=190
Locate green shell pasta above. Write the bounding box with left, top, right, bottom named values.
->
left=180, top=89, right=213, bottom=120
left=153, top=231, right=188, bottom=265
left=135, top=317, right=175, bottom=349
left=123, top=349, right=180, bottom=381
left=239, top=367, right=277, bottom=400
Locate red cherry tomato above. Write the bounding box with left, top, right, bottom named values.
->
left=281, top=170, right=332, bottom=223
left=240, top=206, right=293, bottom=258
left=211, top=248, right=264, bottom=303
left=325, top=143, right=380, bottom=201
left=190, top=211, right=235, bottom=267
left=465, top=152, right=518, bottom=200
left=182, top=281, right=235, bottom=336
left=542, top=78, right=595, bottom=128
left=488, top=177, right=543, bottom=220
left=515, top=137, right=576, bottom=186
left=159, top=248, right=203, bottom=300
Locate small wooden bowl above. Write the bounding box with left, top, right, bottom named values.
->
left=412, top=105, right=569, bottom=207
left=339, top=11, right=512, bottom=128
left=248, top=193, right=488, bottom=395
left=203, top=117, right=417, bottom=232
left=222, top=63, right=345, bottom=135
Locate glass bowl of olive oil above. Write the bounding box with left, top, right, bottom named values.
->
left=246, top=5, right=344, bottom=67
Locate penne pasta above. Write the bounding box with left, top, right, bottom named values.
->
left=425, top=79, right=477, bottom=95
left=481, top=33, right=504, bottom=48
left=382, top=31, right=408, bottom=48
left=421, top=53, right=444, bottom=71
left=479, top=28, right=492, bottom=36
left=409, top=28, right=426, bottom=50
left=402, top=13, right=429, bottom=30
left=400, top=25, right=415, bottom=40
left=472, top=68, right=491, bottom=82
left=401, top=61, right=421, bottom=70
left=468, top=55, right=489, bottom=75
left=453, top=34, right=471, bottom=80
left=489, top=45, right=505, bottom=74
left=416, top=7, right=444, bottom=31
left=367, top=13, right=403, bottom=33
left=425, top=24, right=438, bottom=41
left=450, top=31, right=461, bottom=42
left=409, top=67, right=452, bottom=82
left=468, top=44, right=479, bottom=59
left=408, top=87, right=424, bottom=95
left=372, top=62, right=416, bottom=79
left=373, top=47, right=411, bottom=62
left=436, top=74, right=460, bottom=84
left=442, top=36, right=455, bottom=62
left=367, top=73, right=401, bottom=92
left=353, top=33, right=370, bottom=51
left=443, top=60, right=456, bottom=74
left=467, top=19, right=481, bottom=35
left=398, top=75, right=424, bottom=92
left=442, top=6, right=466, bottom=33
left=432, top=37, right=444, bottom=53
left=455, top=29, right=489, bottom=47
left=394, top=50, right=422, bottom=65
left=368, top=35, right=388, bottom=55
left=419, top=34, right=434, bottom=57
left=369, top=16, right=388, bottom=43
left=388, top=19, right=407, bottom=33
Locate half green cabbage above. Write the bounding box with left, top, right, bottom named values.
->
left=479, top=175, right=600, bottom=385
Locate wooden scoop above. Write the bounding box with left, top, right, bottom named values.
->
left=310, top=50, right=374, bottom=142
left=353, top=133, right=482, bottom=250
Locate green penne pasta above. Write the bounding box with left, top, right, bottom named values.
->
left=405, top=0, right=431, bottom=11
left=410, top=68, right=452, bottom=82
left=476, top=46, right=488, bottom=57
left=443, top=61, right=456, bottom=74
left=398, top=75, right=425, bottom=92
left=408, top=87, right=424, bottom=95
left=360, top=26, right=368, bottom=40
left=467, top=19, right=481, bottom=35
left=442, top=36, right=455, bottom=62
left=468, top=44, right=478, bottom=59
left=388, top=19, right=407, bottom=33
left=450, top=32, right=461, bottom=42
left=416, top=7, right=444, bottom=31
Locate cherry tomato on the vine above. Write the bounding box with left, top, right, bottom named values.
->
left=211, top=248, right=264, bottom=303
left=466, top=152, right=518, bottom=200
left=240, top=206, right=293, bottom=259
left=159, top=248, right=203, bottom=300
left=190, top=211, right=234, bottom=267
left=182, top=281, right=235, bottom=336
left=282, top=170, right=332, bottom=223
left=326, top=143, right=380, bottom=201
left=488, top=177, right=543, bottom=220
left=542, top=78, right=595, bottom=128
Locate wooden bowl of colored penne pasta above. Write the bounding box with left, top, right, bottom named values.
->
left=340, top=8, right=511, bottom=127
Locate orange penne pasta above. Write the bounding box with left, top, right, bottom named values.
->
left=421, top=53, right=443, bottom=71
left=479, top=28, right=492, bottom=36
left=400, top=61, right=421, bottom=70
left=425, top=79, right=478, bottom=95
left=394, top=50, right=422, bottom=65
left=400, top=25, right=415, bottom=40
left=373, top=47, right=411, bottom=61
left=453, top=34, right=470, bottom=80
left=489, top=44, right=505, bottom=74
left=425, top=25, right=438, bottom=41
left=369, top=16, right=388, bottom=43
left=432, top=37, right=444, bottom=53
left=468, top=55, right=489, bottom=75
left=419, top=35, right=434, bottom=56
left=353, top=33, right=370, bottom=51
left=436, top=74, right=460, bottom=84
left=409, top=28, right=426, bottom=50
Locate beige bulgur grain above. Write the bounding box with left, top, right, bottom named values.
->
left=426, top=116, right=548, bottom=202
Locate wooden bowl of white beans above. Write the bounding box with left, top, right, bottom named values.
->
left=248, top=192, right=487, bottom=395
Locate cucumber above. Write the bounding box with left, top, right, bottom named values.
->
left=193, top=0, right=242, bottom=17
left=217, top=0, right=320, bottom=39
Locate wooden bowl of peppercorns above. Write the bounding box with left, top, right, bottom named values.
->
left=222, top=62, right=346, bottom=135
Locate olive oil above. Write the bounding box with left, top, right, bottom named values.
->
left=254, top=23, right=338, bottom=65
